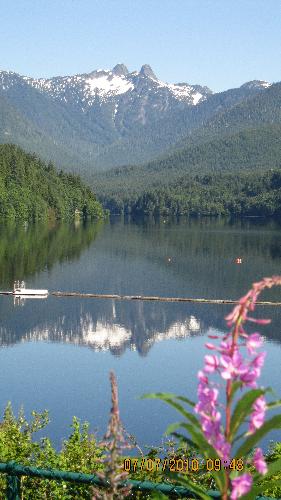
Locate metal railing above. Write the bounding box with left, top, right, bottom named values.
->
left=0, top=461, right=274, bottom=499
left=0, top=460, right=215, bottom=499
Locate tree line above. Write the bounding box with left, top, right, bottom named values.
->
left=91, top=125, right=281, bottom=217
left=97, top=169, right=281, bottom=217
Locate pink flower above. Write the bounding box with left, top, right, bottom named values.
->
left=200, top=411, right=221, bottom=439
left=197, top=370, right=208, bottom=384
left=220, top=357, right=234, bottom=380
left=251, top=352, right=266, bottom=369
left=254, top=396, right=266, bottom=411
left=205, top=342, right=217, bottom=350
left=249, top=411, right=265, bottom=432
left=253, top=448, right=268, bottom=475
left=246, top=317, right=271, bottom=325
left=240, top=369, right=259, bottom=388
left=246, top=333, right=263, bottom=354
left=231, top=474, right=253, bottom=499
left=225, top=304, right=242, bottom=326
left=197, top=384, right=218, bottom=403
left=215, top=433, right=231, bottom=461
left=195, top=276, right=281, bottom=499
left=195, top=386, right=218, bottom=414
left=220, top=351, right=246, bottom=380
left=249, top=396, right=267, bottom=434
left=218, top=339, right=232, bottom=355
left=238, top=291, right=252, bottom=306
left=204, top=355, right=220, bottom=373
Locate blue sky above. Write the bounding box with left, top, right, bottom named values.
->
left=1, top=0, right=280, bottom=92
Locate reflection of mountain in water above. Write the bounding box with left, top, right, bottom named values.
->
left=0, top=297, right=205, bottom=355
left=18, top=313, right=201, bottom=356
left=0, top=295, right=280, bottom=356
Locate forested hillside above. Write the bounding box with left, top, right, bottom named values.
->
left=92, top=124, right=281, bottom=216
left=0, top=144, right=104, bottom=220
left=174, top=82, right=281, bottom=151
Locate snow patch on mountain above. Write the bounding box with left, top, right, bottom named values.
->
left=148, top=77, right=206, bottom=104
left=0, top=71, right=22, bottom=90
left=240, top=80, right=271, bottom=90
left=85, top=73, right=134, bottom=98
left=165, top=82, right=204, bottom=104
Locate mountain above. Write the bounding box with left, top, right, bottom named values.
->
left=173, top=81, right=281, bottom=150
left=91, top=124, right=281, bottom=216
left=22, top=63, right=211, bottom=108
left=0, top=144, right=103, bottom=220
left=0, top=64, right=273, bottom=173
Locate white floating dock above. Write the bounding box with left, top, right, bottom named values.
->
left=13, top=281, right=48, bottom=296
left=13, top=290, right=49, bottom=296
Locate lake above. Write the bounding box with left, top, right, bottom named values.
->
left=0, top=216, right=280, bottom=453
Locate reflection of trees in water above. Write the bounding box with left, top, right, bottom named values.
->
left=0, top=297, right=280, bottom=356
left=0, top=220, right=102, bottom=287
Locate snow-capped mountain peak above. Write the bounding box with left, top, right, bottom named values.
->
left=0, top=64, right=212, bottom=109
left=112, top=63, right=129, bottom=76
left=84, top=71, right=134, bottom=99
left=139, top=64, right=158, bottom=80
left=240, top=80, right=271, bottom=90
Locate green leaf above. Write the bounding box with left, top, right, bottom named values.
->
left=167, top=422, right=217, bottom=457
left=233, top=431, right=247, bottom=444
left=230, top=389, right=267, bottom=441
left=229, top=381, right=243, bottom=402
left=163, top=471, right=213, bottom=500
left=267, top=399, right=281, bottom=410
left=236, top=415, right=281, bottom=458
left=161, top=400, right=200, bottom=428
left=141, top=392, right=199, bottom=426
left=167, top=422, right=226, bottom=492
left=166, top=422, right=188, bottom=435
left=141, top=392, right=178, bottom=400
left=141, top=392, right=195, bottom=407
left=169, top=431, right=200, bottom=451
left=174, top=395, right=196, bottom=408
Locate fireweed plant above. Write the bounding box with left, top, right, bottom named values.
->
left=145, top=276, right=281, bottom=499
left=92, top=371, right=132, bottom=500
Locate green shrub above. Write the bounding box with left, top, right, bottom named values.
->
left=0, top=403, right=104, bottom=499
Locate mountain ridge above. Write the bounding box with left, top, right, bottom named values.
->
left=0, top=64, right=276, bottom=172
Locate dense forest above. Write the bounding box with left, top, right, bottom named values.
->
left=131, top=170, right=281, bottom=217
left=96, top=169, right=281, bottom=217
left=92, top=124, right=281, bottom=217
left=0, top=144, right=104, bottom=220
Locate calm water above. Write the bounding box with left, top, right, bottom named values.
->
left=0, top=216, right=280, bottom=451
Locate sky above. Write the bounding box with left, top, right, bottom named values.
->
left=1, top=0, right=280, bottom=92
